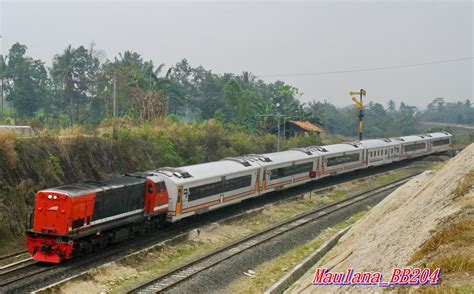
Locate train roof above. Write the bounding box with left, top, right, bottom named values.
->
left=152, top=159, right=260, bottom=184
left=318, top=143, right=363, bottom=155
left=40, top=175, right=146, bottom=197
left=359, top=138, right=400, bottom=149
left=395, top=134, right=431, bottom=143
left=257, top=150, right=318, bottom=166
left=428, top=132, right=452, bottom=139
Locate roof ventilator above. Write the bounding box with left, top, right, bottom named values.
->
left=292, top=148, right=314, bottom=155
left=223, top=157, right=252, bottom=167
left=345, top=142, right=360, bottom=148
left=314, top=146, right=329, bottom=152
left=155, top=167, right=193, bottom=178
left=247, top=154, right=273, bottom=163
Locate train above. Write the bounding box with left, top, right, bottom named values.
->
left=26, top=132, right=452, bottom=263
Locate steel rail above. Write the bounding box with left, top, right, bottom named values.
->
left=0, top=257, right=35, bottom=274
left=0, top=250, right=28, bottom=262
left=0, top=262, right=60, bottom=288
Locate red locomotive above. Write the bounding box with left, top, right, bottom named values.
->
left=26, top=174, right=168, bottom=263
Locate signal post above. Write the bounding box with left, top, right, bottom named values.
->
left=350, top=89, right=366, bottom=141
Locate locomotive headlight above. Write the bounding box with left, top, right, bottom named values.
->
left=48, top=195, right=53, bottom=199
left=53, top=195, right=58, bottom=200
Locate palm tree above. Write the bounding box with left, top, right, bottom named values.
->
left=0, top=55, right=7, bottom=115
left=241, top=71, right=256, bottom=85
left=151, top=63, right=181, bottom=114
left=51, top=45, right=76, bottom=124
left=132, top=61, right=183, bottom=120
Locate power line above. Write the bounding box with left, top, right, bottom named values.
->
left=257, top=56, right=473, bottom=78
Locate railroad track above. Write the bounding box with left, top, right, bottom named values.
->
left=0, top=260, right=59, bottom=288
left=0, top=257, right=35, bottom=274
left=130, top=173, right=420, bottom=293
left=0, top=250, right=28, bottom=262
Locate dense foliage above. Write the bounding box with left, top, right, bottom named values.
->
left=307, top=100, right=423, bottom=137
left=0, top=43, right=315, bottom=133
left=0, top=42, right=472, bottom=139
left=419, top=97, right=474, bottom=125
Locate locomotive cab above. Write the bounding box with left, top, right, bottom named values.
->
left=144, top=180, right=169, bottom=214
left=26, top=190, right=82, bottom=263
left=26, top=175, right=170, bottom=263
left=33, top=191, right=70, bottom=234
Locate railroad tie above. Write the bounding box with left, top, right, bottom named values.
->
left=181, top=268, right=197, bottom=275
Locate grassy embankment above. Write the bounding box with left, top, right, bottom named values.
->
left=0, top=118, right=322, bottom=254
left=409, top=170, right=474, bottom=293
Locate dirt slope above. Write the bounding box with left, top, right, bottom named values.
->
left=292, top=144, right=474, bottom=293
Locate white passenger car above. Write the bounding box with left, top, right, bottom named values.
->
left=359, top=138, right=401, bottom=167
left=152, top=160, right=260, bottom=222
left=254, top=150, right=319, bottom=193
left=396, top=134, right=431, bottom=159
left=318, top=143, right=365, bottom=176
left=427, top=132, right=452, bottom=154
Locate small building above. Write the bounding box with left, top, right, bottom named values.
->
left=284, top=120, right=323, bottom=137
left=0, top=125, right=35, bottom=138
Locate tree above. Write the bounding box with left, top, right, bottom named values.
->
left=99, top=51, right=183, bottom=121
left=170, top=59, right=224, bottom=119
left=133, top=61, right=182, bottom=120
left=51, top=45, right=100, bottom=124
left=434, top=97, right=445, bottom=112
left=0, top=55, right=6, bottom=115
left=223, top=79, right=243, bottom=122
left=4, top=43, right=50, bottom=118
left=387, top=100, right=396, bottom=112
left=273, top=83, right=300, bottom=106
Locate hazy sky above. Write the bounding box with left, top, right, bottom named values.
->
left=0, top=0, right=472, bottom=108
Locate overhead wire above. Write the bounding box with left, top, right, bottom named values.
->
left=257, top=56, right=473, bottom=78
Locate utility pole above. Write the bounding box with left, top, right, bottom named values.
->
left=111, top=70, right=118, bottom=139
left=276, top=103, right=281, bottom=151
left=0, top=34, right=4, bottom=117
left=258, top=104, right=292, bottom=152
left=113, top=70, right=117, bottom=118
left=276, top=114, right=281, bottom=152
left=0, top=76, right=3, bottom=116
left=350, top=89, right=366, bottom=141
